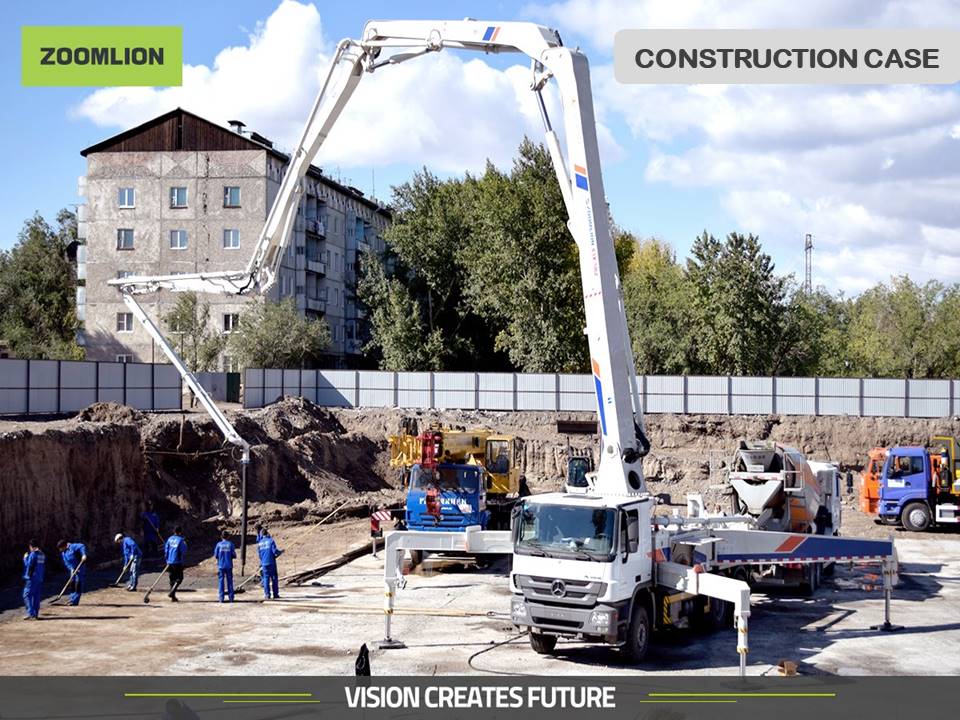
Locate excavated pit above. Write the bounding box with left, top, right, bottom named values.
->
left=1, top=397, right=958, bottom=580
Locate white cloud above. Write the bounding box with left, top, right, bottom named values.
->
left=73, top=1, right=620, bottom=175
left=524, top=0, right=960, bottom=288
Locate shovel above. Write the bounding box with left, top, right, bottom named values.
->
left=110, top=558, right=134, bottom=588
left=143, top=565, right=169, bottom=604
left=49, top=558, right=85, bottom=605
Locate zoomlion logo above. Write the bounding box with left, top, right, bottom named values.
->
left=22, top=26, right=182, bottom=87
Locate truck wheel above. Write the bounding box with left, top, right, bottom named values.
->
left=621, top=603, right=650, bottom=663
left=693, top=596, right=731, bottom=632
left=408, top=550, right=423, bottom=568
left=902, top=503, right=932, bottom=532
left=800, top=563, right=821, bottom=595
left=529, top=632, right=557, bottom=655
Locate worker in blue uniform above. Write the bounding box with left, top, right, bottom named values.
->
left=257, top=528, right=283, bottom=600
left=115, top=532, right=142, bottom=590
left=22, top=539, right=45, bottom=620
left=141, top=501, right=161, bottom=558
left=213, top=530, right=236, bottom=603
left=56, top=539, right=88, bottom=606
left=164, top=526, right=187, bottom=602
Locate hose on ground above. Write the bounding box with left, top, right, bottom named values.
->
left=467, top=631, right=529, bottom=675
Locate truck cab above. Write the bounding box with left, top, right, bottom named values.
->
left=879, top=446, right=960, bottom=530
left=509, top=493, right=655, bottom=660
left=404, top=463, right=490, bottom=532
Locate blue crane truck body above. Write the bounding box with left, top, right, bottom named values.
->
left=404, top=463, right=490, bottom=532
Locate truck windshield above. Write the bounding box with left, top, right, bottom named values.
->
left=409, top=465, right=479, bottom=493
left=515, top=503, right=616, bottom=560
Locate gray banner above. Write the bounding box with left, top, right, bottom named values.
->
left=0, top=677, right=957, bottom=719
left=614, top=29, right=960, bottom=84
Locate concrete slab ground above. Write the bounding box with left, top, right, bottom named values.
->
left=1, top=534, right=957, bottom=676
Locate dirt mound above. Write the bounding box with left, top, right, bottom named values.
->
left=76, top=402, right=144, bottom=425
left=240, top=396, right=345, bottom=441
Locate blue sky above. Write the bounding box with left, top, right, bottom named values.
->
left=6, top=1, right=960, bottom=293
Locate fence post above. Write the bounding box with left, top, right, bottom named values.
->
left=682, top=375, right=688, bottom=415
left=150, top=362, right=156, bottom=411
left=904, top=378, right=910, bottom=418
left=512, top=373, right=518, bottom=412
left=25, top=359, right=31, bottom=414
left=474, top=372, right=480, bottom=411
left=392, top=371, right=399, bottom=408
left=56, top=360, right=61, bottom=414
left=641, top=374, right=647, bottom=413
left=951, top=379, right=955, bottom=418
left=771, top=376, right=777, bottom=415
left=858, top=378, right=864, bottom=417
left=726, top=375, right=733, bottom=415
left=122, top=361, right=127, bottom=407
left=555, top=373, right=561, bottom=412
left=354, top=370, right=360, bottom=408
left=429, top=372, right=435, bottom=410
left=95, top=361, right=100, bottom=403
left=813, top=377, right=820, bottom=416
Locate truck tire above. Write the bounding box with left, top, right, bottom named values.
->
left=800, top=563, right=821, bottom=595
left=408, top=550, right=423, bottom=568
left=621, top=603, right=650, bottom=663
left=529, top=632, right=557, bottom=655
left=902, top=502, right=932, bottom=532
left=693, top=596, right=732, bottom=632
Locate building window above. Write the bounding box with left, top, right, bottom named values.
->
left=295, top=245, right=305, bottom=255
left=169, top=229, right=188, bottom=250
left=296, top=284, right=304, bottom=296
left=116, top=354, right=133, bottom=363
left=222, top=355, right=236, bottom=372
left=223, top=229, right=240, bottom=249
left=118, top=187, right=135, bottom=208
left=223, top=313, right=239, bottom=334
left=117, top=270, right=134, bottom=279
left=116, top=313, right=134, bottom=333
left=170, top=187, right=188, bottom=208
left=334, top=288, right=340, bottom=307
left=223, top=186, right=241, bottom=207
left=117, top=228, right=134, bottom=250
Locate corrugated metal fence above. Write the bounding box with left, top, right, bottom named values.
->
left=0, top=358, right=182, bottom=415
left=243, top=369, right=960, bottom=418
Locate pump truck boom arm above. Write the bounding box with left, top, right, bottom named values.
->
left=107, top=18, right=648, bottom=495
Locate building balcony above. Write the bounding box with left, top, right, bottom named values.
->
left=306, top=259, right=326, bottom=276
left=305, top=219, right=325, bottom=236
left=306, top=297, right=326, bottom=313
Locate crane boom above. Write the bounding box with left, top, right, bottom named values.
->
left=106, top=18, right=649, bottom=496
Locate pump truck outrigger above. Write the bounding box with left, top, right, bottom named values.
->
left=104, top=17, right=901, bottom=674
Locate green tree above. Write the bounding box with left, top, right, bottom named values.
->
left=686, top=231, right=789, bottom=375
left=0, top=210, right=83, bottom=359
left=462, top=139, right=587, bottom=372
left=846, top=276, right=942, bottom=378
left=356, top=249, right=444, bottom=370
left=228, top=298, right=330, bottom=369
left=376, top=169, right=495, bottom=369
left=621, top=238, right=697, bottom=375
left=162, top=292, right=226, bottom=373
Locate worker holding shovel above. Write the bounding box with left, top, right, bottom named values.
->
left=163, top=526, right=187, bottom=602
left=114, top=532, right=143, bottom=591
left=141, top=501, right=161, bottom=559
left=213, top=531, right=236, bottom=603
left=257, top=528, right=283, bottom=600
left=56, top=540, right=88, bottom=606
left=22, top=539, right=45, bottom=620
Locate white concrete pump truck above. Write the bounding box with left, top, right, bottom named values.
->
left=104, top=18, right=900, bottom=674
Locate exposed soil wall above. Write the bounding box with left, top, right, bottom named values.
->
left=2, top=398, right=957, bottom=580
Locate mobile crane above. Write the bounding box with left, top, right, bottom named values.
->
left=104, top=17, right=901, bottom=674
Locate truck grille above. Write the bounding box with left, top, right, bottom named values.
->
left=515, top=575, right=604, bottom=606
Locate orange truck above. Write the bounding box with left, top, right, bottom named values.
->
left=859, top=448, right=888, bottom=514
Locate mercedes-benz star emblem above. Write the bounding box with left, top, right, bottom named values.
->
left=551, top=579, right=566, bottom=598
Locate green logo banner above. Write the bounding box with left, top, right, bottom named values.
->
left=21, top=26, right=182, bottom=87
